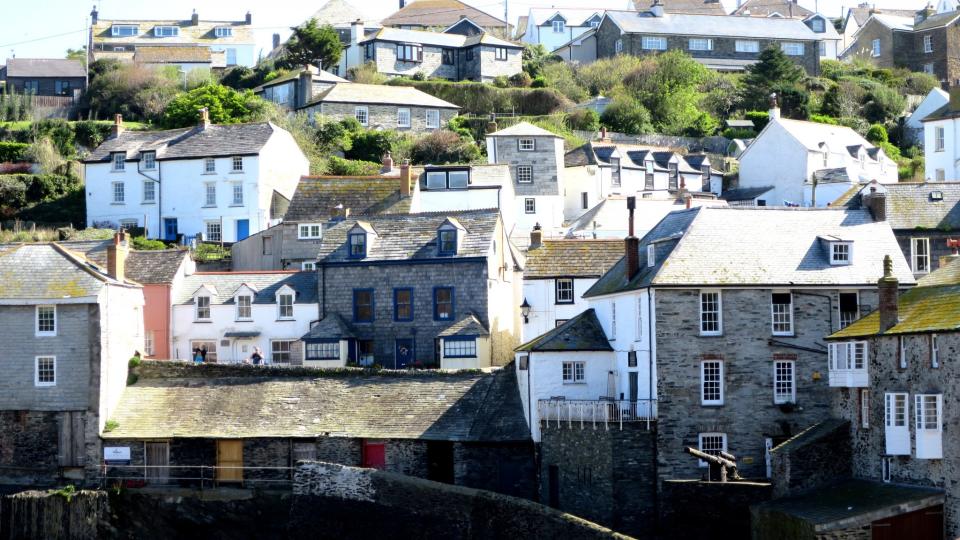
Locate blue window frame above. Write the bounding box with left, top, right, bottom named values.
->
left=349, top=233, right=366, bottom=258
left=438, top=230, right=457, bottom=255
left=394, top=288, right=414, bottom=321
left=353, top=289, right=375, bottom=322
left=443, top=337, right=477, bottom=358
left=434, top=287, right=454, bottom=321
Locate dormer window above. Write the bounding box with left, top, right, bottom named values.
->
left=349, top=232, right=367, bottom=258
left=552, top=20, right=565, bottom=33
left=236, top=295, right=252, bottom=320
left=154, top=26, right=180, bottom=37
left=810, top=18, right=825, bottom=32
left=141, top=151, right=156, bottom=170
left=196, top=296, right=211, bottom=321
left=111, top=24, right=139, bottom=37
left=215, top=27, right=233, bottom=38
left=439, top=229, right=457, bottom=255
left=425, top=169, right=470, bottom=189
left=112, top=152, right=125, bottom=171
left=830, top=242, right=852, bottom=265
left=277, top=287, right=295, bottom=319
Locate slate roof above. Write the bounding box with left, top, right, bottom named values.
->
left=919, top=101, right=960, bottom=122
left=438, top=314, right=489, bottom=337
left=516, top=309, right=612, bottom=352
left=630, top=0, right=727, bottom=15
left=565, top=142, right=718, bottom=174
left=604, top=10, right=821, bottom=40
left=59, top=241, right=190, bottom=284
left=284, top=176, right=412, bottom=222
left=848, top=7, right=915, bottom=27
left=84, top=122, right=278, bottom=163
left=526, top=8, right=611, bottom=27
left=770, top=118, right=879, bottom=154
left=133, top=46, right=212, bottom=63
left=524, top=239, right=624, bottom=279
left=253, top=69, right=348, bottom=92
left=174, top=271, right=318, bottom=305
left=719, top=186, right=773, bottom=202
left=301, top=313, right=356, bottom=340
left=302, top=82, right=459, bottom=109
left=103, top=363, right=530, bottom=441
left=380, top=0, right=508, bottom=30
left=839, top=182, right=960, bottom=230
left=4, top=58, right=85, bottom=78
left=361, top=27, right=519, bottom=49
left=584, top=207, right=915, bottom=298
left=317, top=209, right=499, bottom=263
left=91, top=17, right=254, bottom=46
left=813, top=167, right=851, bottom=184
left=914, top=11, right=960, bottom=31
left=864, top=14, right=914, bottom=31
left=0, top=243, right=134, bottom=299
left=566, top=195, right=727, bottom=240
left=731, top=0, right=814, bottom=18
left=487, top=121, right=561, bottom=138
left=309, top=0, right=381, bottom=27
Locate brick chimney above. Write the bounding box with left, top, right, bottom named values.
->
left=112, top=114, right=125, bottom=138
left=382, top=152, right=394, bottom=174
left=107, top=231, right=129, bottom=282
left=625, top=196, right=639, bottom=280
left=351, top=20, right=365, bottom=45
left=878, top=255, right=899, bottom=333
left=530, top=223, right=542, bottom=249
left=862, top=184, right=886, bottom=221
left=399, top=159, right=412, bottom=197
left=191, top=9, right=199, bottom=25
left=199, top=107, right=210, bottom=129
left=600, top=126, right=609, bottom=142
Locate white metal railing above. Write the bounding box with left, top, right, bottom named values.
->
left=537, top=399, right=657, bottom=431
left=99, top=463, right=296, bottom=490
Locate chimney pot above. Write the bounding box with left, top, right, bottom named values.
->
left=245, top=11, right=252, bottom=25
left=878, top=255, right=899, bottom=332
left=529, top=224, right=543, bottom=249
left=382, top=151, right=394, bottom=173
left=399, top=160, right=412, bottom=197
left=199, top=107, right=210, bottom=129
left=112, top=114, right=125, bottom=138
left=191, top=9, right=199, bottom=25
left=90, top=5, right=98, bottom=25
left=107, top=230, right=129, bottom=282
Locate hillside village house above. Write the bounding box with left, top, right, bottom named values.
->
left=83, top=114, right=308, bottom=243
left=357, top=25, right=522, bottom=82
left=253, top=66, right=348, bottom=110
left=416, top=164, right=516, bottom=231
left=88, top=7, right=256, bottom=67
left=904, top=87, right=949, bottom=147
left=923, top=90, right=960, bottom=181
left=170, top=271, right=318, bottom=365
left=0, top=58, right=85, bottom=98
left=840, top=3, right=915, bottom=50
left=729, top=3, right=843, bottom=61
left=840, top=14, right=913, bottom=68
left=305, top=209, right=520, bottom=370
left=521, top=8, right=606, bottom=53
left=565, top=194, right=726, bottom=239
left=737, top=102, right=898, bottom=207
left=825, top=257, right=960, bottom=537
left=379, top=0, right=511, bottom=36
left=0, top=235, right=143, bottom=484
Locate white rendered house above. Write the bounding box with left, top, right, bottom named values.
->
left=923, top=95, right=960, bottom=181
left=83, top=114, right=308, bottom=243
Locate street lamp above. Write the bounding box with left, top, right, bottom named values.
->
left=520, top=298, right=531, bottom=324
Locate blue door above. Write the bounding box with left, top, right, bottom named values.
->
left=395, top=339, right=415, bottom=369
left=163, top=218, right=178, bottom=241
left=236, top=219, right=249, bottom=241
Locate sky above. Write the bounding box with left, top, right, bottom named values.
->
left=0, top=0, right=935, bottom=62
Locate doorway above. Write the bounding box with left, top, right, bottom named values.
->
left=236, top=219, right=249, bottom=241
left=216, top=440, right=243, bottom=483
left=872, top=505, right=943, bottom=540
left=548, top=464, right=560, bottom=508
left=362, top=440, right=386, bottom=469
left=163, top=218, right=178, bottom=241
left=145, top=441, right=170, bottom=485
left=395, top=339, right=415, bottom=368
left=426, top=441, right=454, bottom=484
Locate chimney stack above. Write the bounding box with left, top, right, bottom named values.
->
left=199, top=107, right=210, bottom=129
left=90, top=5, right=98, bottom=25
left=600, top=126, right=609, bottom=142
left=112, top=114, right=125, bottom=138
left=862, top=184, right=886, bottom=221
left=245, top=11, right=252, bottom=25
left=298, top=66, right=315, bottom=108
left=399, top=159, right=412, bottom=197
left=529, top=223, right=542, bottom=249
left=107, top=231, right=129, bottom=282
left=625, top=196, right=640, bottom=280
left=351, top=20, right=365, bottom=45
left=650, top=0, right=665, bottom=17
left=191, top=9, right=199, bottom=25
left=878, top=255, right=899, bottom=333
left=915, top=4, right=936, bottom=25
left=769, top=93, right=781, bottom=120
left=381, top=151, right=394, bottom=174
left=949, top=87, right=960, bottom=112
left=272, top=33, right=281, bottom=50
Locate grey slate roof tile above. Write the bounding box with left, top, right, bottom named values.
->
left=516, top=309, right=612, bottom=352
left=524, top=239, right=624, bottom=279
left=283, top=176, right=412, bottom=222
left=302, top=313, right=356, bottom=340
left=175, top=271, right=318, bottom=305
left=5, top=58, right=85, bottom=78
left=438, top=314, right=489, bottom=337
left=84, top=122, right=277, bottom=163
left=59, top=241, right=190, bottom=284
left=842, top=182, right=960, bottom=230
left=0, top=243, right=131, bottom=299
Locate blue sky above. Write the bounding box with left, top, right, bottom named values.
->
left=1, top=0, right=932, bottom=62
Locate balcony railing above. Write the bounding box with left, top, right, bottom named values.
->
left=537, top=399, right=657, bottom=431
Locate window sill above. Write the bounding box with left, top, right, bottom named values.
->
left=194, top=320, right=212, bottom=323
left=111, top=202, right=126, bottom=205
left=699, top=333, right=723, bottom=338
left=35, top=333, right=57, bottom=338
left=772, top=333, right=795, bottom=338
left=229, top=171, right=245, bottom=174
left=35, top=384, right=56, bottom=388
left=202, top=205, right=217, bottom=208
left=276, top=318, right=295, bottom=322
left=142, top=201, right=156, bottom=205
left=702, top=403, right=724, bottom=407
left=111, top=170, right=126, bottom=173
left=445, top=356, right=478, bottom=359
left=202, top=172, right=217, bottom=175
left=229, top=204, right=245, bottom=207
left=562, top=382, right=587, bottom=385
left=555, top=301, right=575, bottom=305
left=235, top=319, right=253, bottom=322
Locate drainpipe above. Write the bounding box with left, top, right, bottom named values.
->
left=320, top=262, right=327, bottom=319
left=136, top=160, right=161, bottom=238
left=793, top=291, right=834, bottom=333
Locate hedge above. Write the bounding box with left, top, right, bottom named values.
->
left=0, top=142, right=29, bottom=162
left=385, top=79, right=573, bottom=116
left=0, top=174, right=84, bottom=225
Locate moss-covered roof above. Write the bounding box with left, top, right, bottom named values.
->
left=524, top=239, right=623, bottom=279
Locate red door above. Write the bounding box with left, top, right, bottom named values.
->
left=872, top=504, right=943, bottom=540
left=363, top=440, right=386, bottom=469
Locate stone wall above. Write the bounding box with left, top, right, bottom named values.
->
left=893, top=26, right=952, bottom=88
left=306, top=102, right=458, bottom=135
left=539, top=422, right=657, bottom=538
left=371, top=42, right=460, bottom=80
left=769, top=419, right=851, bottom=499
left=842, top=19, right=897, bottom=68
left=0, top=411, right=63, bottom=485
left=0, top=489, right=109, bottom=540
left=490, top=135, right=562, bottom=197
left=660, top=480, right=773, bottom=539
left=290, top=461, right=628, bottom=538
left=453, top=442, right=537, bottom=500
left=474, top=46, right=522, bottom=82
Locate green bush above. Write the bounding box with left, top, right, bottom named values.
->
left=509, top=72, right=532, bottom=88
left=72, top=121, right=114, bottom=149
left=809, top=114, right=839, bottom=125
left=410, top=130, right=481, bottom=165
left=385, top=79, right=573, bottom=116
left=345, top=131, right=396, bottom=163
left=0, top=142, right=29, bottom=162
left=866, top=124, right=889, bottom=144
left=600, top=96, right=653, bottom=135
left=564, top=109, right=600, bottom=132
left=721, top=127, right=756, bottom=139
left=902, top=72, right=939, bottom=96
left=132, top=236, right=168, bottom=250
left=162, top=84, right=268, bottom=128
left=325, top=156, right=382, bottom=176
left=745, top=111, right=770, bottom=132
left=0, top=174, right=84, bottom=225
left=863, top=85, right=906, bottom=124
left=492, top=76, right=510, bottom=88
left=531, top=76, right=547, bottom=88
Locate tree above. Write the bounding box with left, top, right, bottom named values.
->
left=161, top=84, right=268, bottom=128
left=279, top=18, right=343, bottom=71
left=621, top=51, right=716, bottom=135
left=600, top=96, right=653, bottom=135
left=65, top=47, right=87, bottom=68
left=81, top=60, right=179, bottom=121
left=410, top=130, right=481, bottom=165
left=741, top=46, right=807, bottom=115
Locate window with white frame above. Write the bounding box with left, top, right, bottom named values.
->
left=204, top=158, right=216, bottom=173
left=642, top=36, right=667, bottom=50
left=924, top=34, right=933, bottom=53
left=771, top=293, right=793, bottom=335
left=552, top=19, right=565, bottom=33
left=611, top=157, right=621, bottom=187
left=236, top=295, right=252, bottom=320
left=111, top=24, right=139, bottom=37
left=444, top=338, right=477, bottom=358
left=278, top=293, right=294, bottom=319
left=562, top=361, right=585, bottom=383
left=426, top=109, right=440, bottom=129
left=830, top=242, right=851, bottom=265
left=555, top=278, right=574, bottom=304
left=701, top=360, right=723, bottom=405
left=912, top=237, right=930, bottom=273
left=153, top=25, right=179, bottom=37
left=934, top=126, right=945, bottom=152
left=781, top=42, right=804, bottom=56
left=205, top=221, right=221, bottom=243
left=298, top=223, right=322, bottom=239
left=301, top=261, right=316, bottom=271
left=355, top=106, right=369, bottom=126
left=517, top=165, right=533, bottom=183
left=735, top=40, right=759, bottom=53
left=143, top=330, right=155, bottom=356
left=697, top=433, right=727, bottom=466
left=142, top=180, right=155, bottom=203
left=931, top=334, right=940, bottom=368
left=271, top=340, right=294, bottom=363
left=232, top=182, right=243, bottom=205
left=231, top=156, right=243, bottom=172
left=35, top=356, right=56, bottom=387
left=688, top=38, right=712, bottom=51
left=924, top=63, right=935, bottom=75
left=397, top=108, right=411, bottom=128
left=839, top=292, right=859, bottom=329
left=899, top=336, right=907, bottom=369
left=915, top=393, right=943, bottom=459
left=495, top=47, right=508, bottom=61
left=120, top=219, right=137, bottom=230
left=215, top=26, right=233, bottom=38
left=773, top=360, right=795, bottom=404
left=829, top=341, right=867, bottom=371
left=112, top=182, right=125, bottom=203
left=306, top=341, right=340, bottom=360
left=647, top=244, right=655, bottom=267
left=860, top=389, right=870, bottom=429
left=36, top=305, right=56, bottom=336
left=936, top=169, right=946, bottom=182
left=196, top=296, right=211, bottom=320
left=700, top=291, right=721, bottom=335
left=205, top=182, right=216, bottom=206
left=191, top=340, right=217, bottom=362
left=615, top=39, right=623, bottom=53
left=140, top=151, right=156, bottom=170
left=524, top=198, right=536, bottom=214
left=884, top=392, right=910, bottom=455
left=518, top=138, right=535, bottom=151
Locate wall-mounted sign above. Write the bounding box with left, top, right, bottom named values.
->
left=104, top=446, right=131, bottom=465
